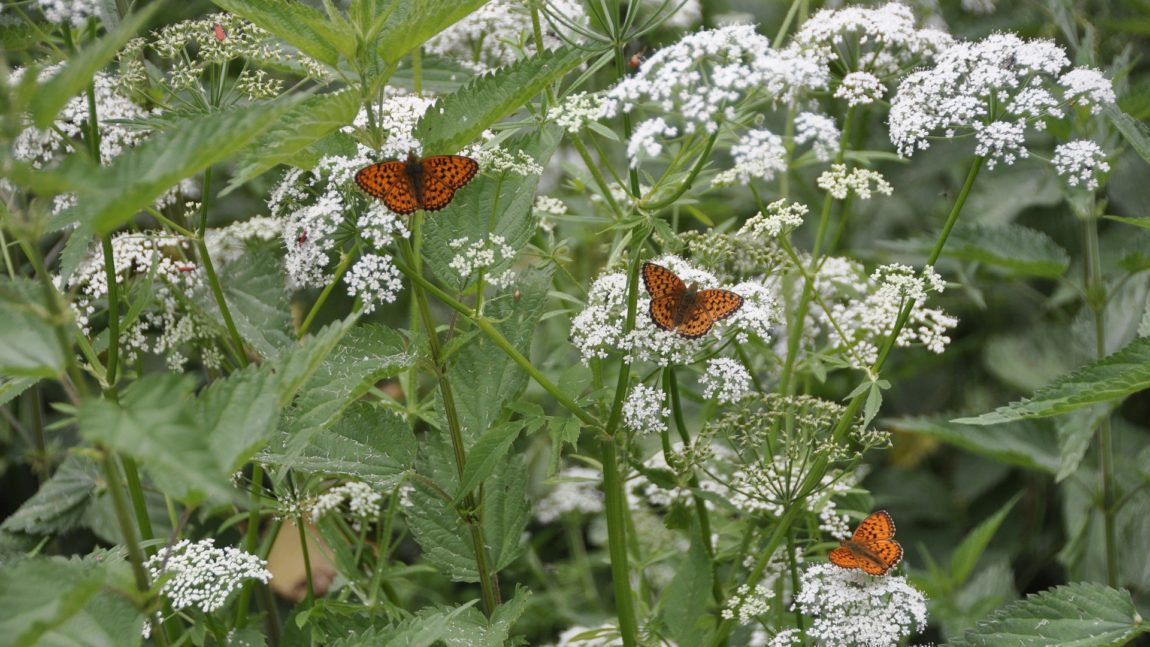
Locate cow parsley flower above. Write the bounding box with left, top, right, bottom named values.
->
left=146, top=539, right=272, bottom=614
left=722, top=583, right=773, bottom=623
left=552, top=92, right=607, bottom=133
left=310, top=481, right=383, bottom=528
left=795, top=112, right=841, bottom=162
left=1052, top=140, right=1110, bottom=190
left=535, top=466, right=604, bottom=523
left=817, top=164, right=893, bottom=200
left=724, top=457, right=858, bottom=538
left=623, top=384, right=669, bottom=436
left=835, top=71, right=884, bottom=106
left=794, top=563, right=928, bottom=647
left=713, top=129, right=787, bottom=186
left=741, top=199, right=808, bottom=239
left=546, top=623, right=623, bottom=647
left=889, top=33, right=1115, bottom=164
left=699, top=358, right=752, bottom=404
left=345, top=254, right=404, bottom=314
left=426, top=0, right=586, bottom=72
left=448, top=235, right=518, bottom=288
left=627, top=117, right=678, bottom=166
left=36, top=0, right=101, bottom=26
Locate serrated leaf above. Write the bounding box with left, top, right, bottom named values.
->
left=949, top=495, right=1019, bottom=586
left=196, top=363, right=281, bottom=473
left=951, top=582, right=1147, bottom=646
left=660, top=525, right=714, bottom=646
left=326, top=602, right=474, bottom=647
left=413, top=47, right=583, bottom=153
left=887, top=416, right=1060, bottom=474
left=226, top=90, right=361, bottom=193
left=28, top=5, right=159, bottom=128
left=885, top=223, right=1070, bottom=277
left=52, top=97, right=304, bottom=234
left=483, top=454, right=530, bottom=572
left=0, top=556, right=144, bottom=647
left=963, top=163, right=1062, bottom=226
left=453, top=421, right=524, bottom=503
left=204, top=248, right=294, bottom=360
left=1, top=455, right=100, bottom=535
left=1102, top=214, right=1150, bottom=229
left=273, top=315, right=359, bottom=406
left=261, top=402, right=416, bottom=489
left=0, top=376, right=37, bottom=407
left=1105, top=104, right=1150, bottom=165
left=405, top=433, right=477, bottom=581
left=369, top=0, right=487, bottom=65
left=0, top=277, right=69, bottom=378
left=1054, top=406, right=1108, bottom=482
left=212, top=0, right=351, bottom=67
left=953, top=337, right=1150, bottom=425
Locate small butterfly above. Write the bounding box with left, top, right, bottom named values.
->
left=354, top=152, right=479, bottom=215
left=641, top=261, right=744, bottom=339
left=827, top=510, right=903, bottom=576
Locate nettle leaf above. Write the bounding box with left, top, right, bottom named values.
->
left=1, top=455, right=100, bottom=535
left=436, top=586, right=532, bottom=647
left=660, top=525, right=714, bottom=646
left=423, top=126, right=562, bottom=290
left=368, top=0, right=487, bottom=65
left=0, top=277, right=69, bottom=378
left=453, top=420, right=524, bottom=503
left=196, top=363, right=281, bottom=475
left=951, top=582, right=1148, bottom=647
left=445, top=265, right=554, bottom=441
left=326, top=602, right=475, bottom=647
left=28, top=5, right=159, bottom=128
left=949, top=495, right=1019, bottom=586
left=212, top=0, right=351, bottom=67
left=413, top=47, right=582, bottom=154
left=483, top=453, right=530, bottom=572
left=953, top=337, right=1150, bottom=425
left=52, top=97, right=304, bottom=234
left=261, top=402, right=417, bottom=489
left=0, top=376, right=37, bottom=407
left=963, top=163, right=1062, bottom=226
left=893, top=223, right=1070, bottom=277
left=273, top=315, right=360, bottom=406
left=226, top=90, right=361, bottom=193
left=887, top=416, right=1060, bottom=474
left=0, top=556, right=144, bottom=647
left=1103, top=214, right=1150, bottom=229
left=1106, top=104, right=1150, bottom=165
left=201, top=247, right=294, bottom=361
left=1054, top=405, right=1109, bottom=482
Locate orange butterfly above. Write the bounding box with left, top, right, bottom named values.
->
left=827, top=510, right=903, bottom=576
left=355, top=152, right=479, bottom=215
left=641, top=262, right=744, bottom=339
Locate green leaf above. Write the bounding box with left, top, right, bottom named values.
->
left=660, top=525, right=714, bottom=646
left=423, top=127, right=562, bottom=290
left=1054, top=406, right=1109, bottom=482
left=0, top=376, right=37, bottom=407
left=884, top=223, right=1070, bottom=277
left=0, top=556, right=144, bottom=647
left=52, top=97, right=304, bottom=234
left=261, top=402, right=417, bottom=489
left=369, top=0, right=488, bottom=65
left=272, top=315, right=359, bottom=406
left=28, top=5, right=160, bottom=128
left=962, top=163, right=1062, bottom=226
left=196, top=363, right=282, bottom=474
left=0, top=277, right=69, bottom=378
left=1105, top=103, right=1150, bottom=165
left=405, top=433, right=477, bottom=581
left=453, top=421, right=524, bottom=503
left=953, top=337, right=1150, bottom=425
left=951, top=582, right=1148, bottom=646
left=326, top=602, right=475, bottom=647
left=949, top=495, right=1019, bottom=586
left=211, top=0, right=351, bottom=67
left=1102, top=214, right=1150, bottom=229
left=204, top=248, right=294, bottom=361
left=435, top=587, right=532, bottom=647
left=887, top=416, right=1060, bottom=474
left=1, top=455, right=99, bottom=535
left=413, top=47, right=583, bottom=154
left=482, top=454, right=530, bottom=572
left=226, top=90, right=361, bottom=193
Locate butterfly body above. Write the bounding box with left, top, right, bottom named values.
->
left=355, top=153, right=478, bottom=215
left=641, top=262, right=743, bottom=339
left=828, top=510, right=903, bottom=576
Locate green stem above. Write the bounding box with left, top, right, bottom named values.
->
left=638, top=131, right=720, bottom=212
left=298, top=516, right=316, bottom=605
left=234, top=463, right=266, bottom=629
left=195, top=168, right=248, bottom=366
left=1083, top=204, right=1118, bottom=587
left=100, top=236, right=120, bottom=386
left=120, top=455, right=155, bottom=549
left=299, top=246, right=357, bottom=336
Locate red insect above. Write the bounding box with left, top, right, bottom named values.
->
left=213, top=23, right=227, bottom=42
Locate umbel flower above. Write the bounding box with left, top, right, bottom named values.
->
left=146, top=539, right=272, bottom=614
left=792, top=563, right=928, bottom=647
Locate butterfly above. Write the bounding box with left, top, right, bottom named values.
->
left=355, top=152, right=479, bottom=215
left=641, top=261, right=744, bottom=339
left=827, top=510, right=903, bottom=576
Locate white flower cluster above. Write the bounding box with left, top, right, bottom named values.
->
left=346, top=254, right=404, bottom=314
left=7, top=66, right=195, bottom=213
left=310, top=481, right=383, bottom=522
left=552, top=92, right=608, bottom=133
left=469, top=144, right=544, bottom=176
left=36, top=0, right=101, bottom=26
left=740, top=199, right=808, bottom=239
left=570, top=257, right=774, bottom=365
left=834, top=71, right=884, bottom=106
left=425, top=0, right=586, bottom=72
left=146, top=539, right=271, bottom=614
left=791, top=3, right=952, bottom=80
left=712, top=128, right=787, bottom=186
left=794, top=563, right=928, bottom=647
left=1052, top=140, right=1110, bottom=190
left=811, top=259, right=955, bottom=369
left=889, top=33, right=1116, bottom=166
left=534, top=466, right=604, bottom=523
left=622, top=384, right=669, bottom=436
left=699, top=358, right=752, bottom=404
left=816, top=164, right=893, bottom=200
left=794, top=112, right=841, bottom=162
left=721, top=583, right=773, bottom=623
left=203, top=216, right=282, bottom=264
left=724, top=458, right=856, bottom=539
left=448, top=234, right=517, bottom=288
left=602, top=25, right=828, bottom=166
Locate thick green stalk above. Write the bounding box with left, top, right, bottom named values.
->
left=299, top=245, right=357, bottom=336
left=1083, top=205, right=1118, bottom=587
left=195, top=168, right=248, bottom=367
left=235, top=463, right=266, bottom=629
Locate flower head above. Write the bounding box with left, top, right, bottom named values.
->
left=1052, top=140, right=1110, bottom=190
left=146, top=539, right=271, bottom=613
left=623, top=384, right=669, bottom=436
left=699, top=358, right=752, bottom=404
left=794, top=563, right=928, bottom=647
left=426, top=0, right=586, bottom=72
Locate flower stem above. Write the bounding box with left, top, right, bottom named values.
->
left=194, top=168, right=249, bottom=367
left=299, top=245, right=357, bottom=337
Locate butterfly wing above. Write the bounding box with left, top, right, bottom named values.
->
left=642, top=262, right=685, bottom=300
left=862, top=539, right=903, bottom=575
left=852, top=510, right=896, bottom=542
left=418, top=175, right=458, bottom=212
left=828, top=546, right=867, bottom=571
left=649, top=296, right=680, bottom=332
left=674, top=302, right=717, bottom=339
left=356, top=161, right=421, bottom=215
left=421, top=155, right=480, bottom=190
left=696, top=289, right=743, bottom=322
